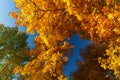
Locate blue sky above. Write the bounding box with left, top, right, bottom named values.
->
left=0, top=1, right=90, bottom=80
left=63, top=34, right=90, bottom=79
left=0, top=0, right=16, bottom=27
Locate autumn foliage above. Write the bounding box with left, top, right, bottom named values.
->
left=10, top=0, right=120, bottom=80
left=72, top=44, right=116, bottom=80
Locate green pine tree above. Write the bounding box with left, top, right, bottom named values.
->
left=0, top=24, right=30, bottom=80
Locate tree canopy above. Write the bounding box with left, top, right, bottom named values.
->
left=10, top=0, right=120, bottom=80
left=71, top=44, right=116, bottom=80
left=0, top=24, right=29, bottom=80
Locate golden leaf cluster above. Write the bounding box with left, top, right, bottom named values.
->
left=10, top=0, right=120, bottom=79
